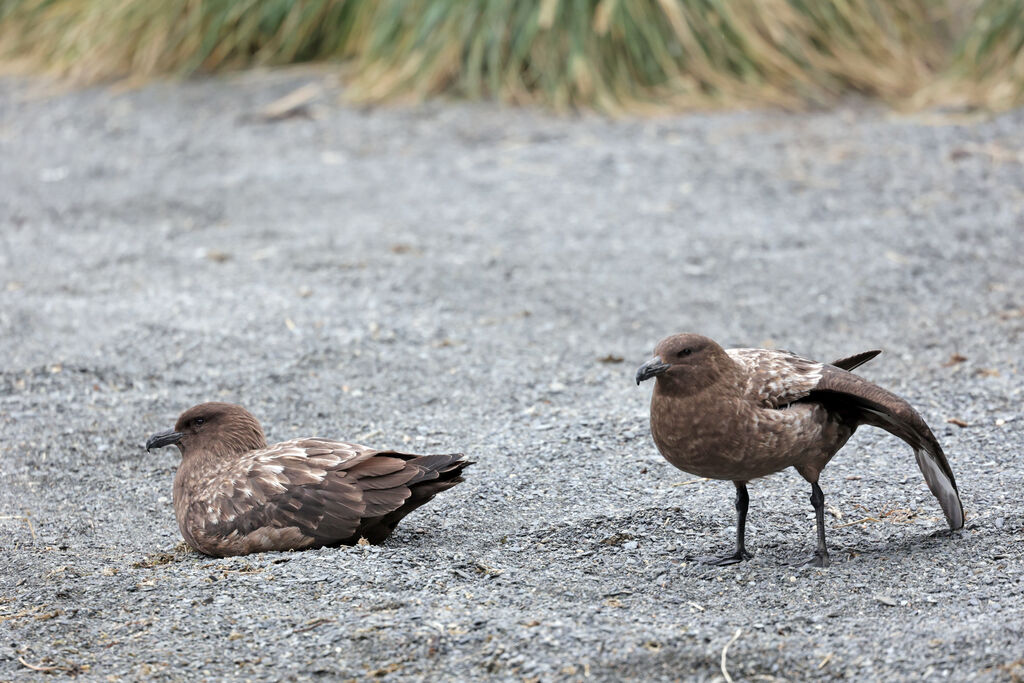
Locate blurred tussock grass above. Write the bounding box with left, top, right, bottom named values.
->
left=1, top=0, right=1022, bottom=112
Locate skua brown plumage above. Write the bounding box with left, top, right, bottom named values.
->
left=145, top=402, right=471, bottom=557
left=636, top=334, right=964, bottom=567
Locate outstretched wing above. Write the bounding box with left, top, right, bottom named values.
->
left=726, top=348, right=824, bottom=408
left=727, top=346, right=963, bottom=530
left=810, top=367, right=964, bottom=530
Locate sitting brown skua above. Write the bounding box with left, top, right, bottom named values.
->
left=636, top=333, right=964, bottom=567
left=145, top=402, right=471, bottom=557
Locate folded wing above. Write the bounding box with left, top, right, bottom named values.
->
left=190, top=439, right=471, bottom=556
left=726, top=348, right=825, bottom=408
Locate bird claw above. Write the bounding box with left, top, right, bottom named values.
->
left=795, top=550, right=831, bottom=568
left=699, top=550, right=753, bottom=566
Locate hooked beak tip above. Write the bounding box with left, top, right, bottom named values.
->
left=145, top=429, right=183, bottom=452
left=636, top=356, right=670, bottom=384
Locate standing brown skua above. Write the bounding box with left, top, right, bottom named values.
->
left=145, top=402, right=472, bottom=557
left=636, top=333, right=964, bottom=567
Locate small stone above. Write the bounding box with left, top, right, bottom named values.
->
left=203, top=248, right=231, bottom=262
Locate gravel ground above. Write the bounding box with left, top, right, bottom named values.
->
left=1, top=70, right=1022, bottom=682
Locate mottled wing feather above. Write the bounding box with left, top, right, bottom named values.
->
left=182, top=438, right=471, bottom=556
left=347, top=456, right=409, bottom=478
left=726, top=348, right=824, bottom=408
left=353, top=467, right=423, bottom=491
left=361, top=488, right=412, bottom=516
left=192, top=439, right=399, bottom=550
left=406, top=453, right=461, bottom=476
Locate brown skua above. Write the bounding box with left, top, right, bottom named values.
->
left=145, top=402, right=471, bottom=557
left=636, top=333, right=964, bottom=567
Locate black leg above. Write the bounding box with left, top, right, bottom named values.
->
left=700, top=482, right=754, bottom=566
left=734, top=482, right=750, bottom=557
left=805, top=482, right=831, bottom=567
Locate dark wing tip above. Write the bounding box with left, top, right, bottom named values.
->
left=352, top=453, right=472, bottom=545
left=830, top=349, right=882, bottom=372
